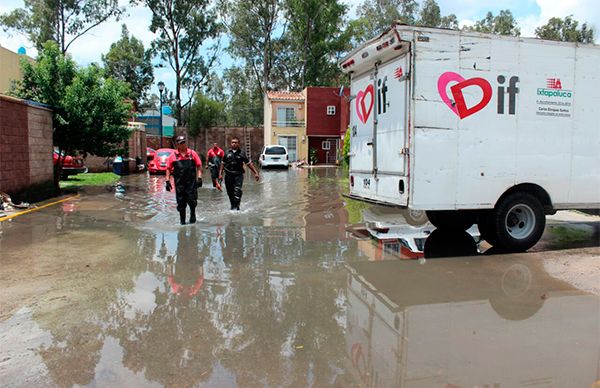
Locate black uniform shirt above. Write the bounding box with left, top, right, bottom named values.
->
left=223, top=149, right=249, bottom=175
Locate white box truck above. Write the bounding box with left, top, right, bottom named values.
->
left=340, top=24, right=600, bottom=251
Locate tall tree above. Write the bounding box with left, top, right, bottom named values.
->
left=283, top=0, right=348, bottom=89
left=535, top=15, right=594, bottom=43
left=102, top=25, right=154, bottom=112
left=418, top=0, right=440, bottom=28
left=138, top=0, right=221, bottom=125
left=223, top=66, right=263, bottom=127
left=466, top=10, right=520, bottom=36
left=0, top=0, right=124, bottom=53
left=355, top=0, right=418, bottom=39
left=417, top=0, right=458, bottom=29
left=188, top=93, right=225, bottom=150
left=14, top=41, right=131, bottom=187
left=222, top=0, right=282, bottom=96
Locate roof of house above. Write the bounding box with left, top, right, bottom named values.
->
left=266, top=91, right=304, bottom=101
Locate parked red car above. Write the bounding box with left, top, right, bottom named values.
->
left=148, top=148, right=175, bottom=174
left=53, top=151, right=88, bottom=178
left=147, top=147, right=156, bottom=161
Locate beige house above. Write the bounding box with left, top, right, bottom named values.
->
left=263, top=91, right=307, bottom=163
left=0, top=45, right=33, bottom=93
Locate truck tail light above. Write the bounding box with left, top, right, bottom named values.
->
left=261, top=155, right=265, bottom=160
left=286, top=155, right=288, bottom=160
left=350, top=176, right=354, bottom=187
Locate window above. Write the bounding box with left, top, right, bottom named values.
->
left=276, top=107, right=297, bottom=126
left=327, top=105, right=336, bottom=115
left=322, top=140, right=331, bottom=150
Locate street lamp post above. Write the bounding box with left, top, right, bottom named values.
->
left=157, top=81, right=165, bottom=149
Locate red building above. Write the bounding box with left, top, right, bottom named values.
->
left=305, top=87, right=350, bottom=164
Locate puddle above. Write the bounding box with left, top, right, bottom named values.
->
left=0, top=169, right=598, bottom=386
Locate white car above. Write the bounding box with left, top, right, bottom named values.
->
left=260, top=145, right=289, bottom=168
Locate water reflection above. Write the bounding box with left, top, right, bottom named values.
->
left=1, top=169, right=598, bottom=386
left=345, top=258, right=600, bottom=387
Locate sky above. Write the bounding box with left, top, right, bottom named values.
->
left=0, top=0, right=598, bottom=100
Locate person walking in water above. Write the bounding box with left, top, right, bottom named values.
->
left=219, top=136, right=260, bottom=210
left=206, top=142, right=224, bottom=190
left=165, top=135, right=203, bottom=225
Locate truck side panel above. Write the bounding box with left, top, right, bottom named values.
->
left=570, top=45, right=600, bottom=205
left=409, top=30, right=599, bottom=210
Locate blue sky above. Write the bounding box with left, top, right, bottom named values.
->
left=1, top=0, right=598, bottom=99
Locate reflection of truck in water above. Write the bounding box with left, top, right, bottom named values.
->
left=340, top=25, right=600, bottom=252
left=345, top=259, right=600, bottom=387
left=357, top=205, right=481, bottom=259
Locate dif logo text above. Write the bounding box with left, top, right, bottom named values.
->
left=437, top=72, right=519, bottom=119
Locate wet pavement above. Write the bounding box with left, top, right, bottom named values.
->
left=0, top=168, right=599, bottom=387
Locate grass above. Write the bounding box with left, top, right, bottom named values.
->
left=59, top=172, right=120, bottom=189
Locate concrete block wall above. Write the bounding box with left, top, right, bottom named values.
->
left=27, top=107, right=53, bottom=185
left=0, top=95, right=53, bottom=194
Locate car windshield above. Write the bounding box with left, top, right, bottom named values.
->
left=157, top=151, right=171, bottom=157
left=265, top=146, right=286, bottom=155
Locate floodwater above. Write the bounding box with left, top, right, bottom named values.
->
left=0, top=168, right=599, bottom=387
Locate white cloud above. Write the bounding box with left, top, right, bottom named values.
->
left=536, top=0, right=600, bottom=32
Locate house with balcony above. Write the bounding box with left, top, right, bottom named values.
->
left=263, top=91, right=306, bottom=163
left=264, top=88, right=349, bottom=165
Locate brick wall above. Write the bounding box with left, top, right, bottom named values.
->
left=189, top=127, right=264, bottom=162
left=0, top=95, right=53, bottom=194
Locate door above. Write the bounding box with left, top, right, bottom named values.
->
left=349, top=52, right=410, bottom=205
left=278, top=135, right=297, bottom=162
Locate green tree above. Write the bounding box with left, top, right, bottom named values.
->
left=138, top=0, right=221, bottom=125
left=223, top=66, right=263, bottom=127
left=14, top=41, right=131, bottom=187
left=283, top=0, right=348, bottom=89
left=535, top=15, right=594, bottom=43
left=188, top=93, right=225, bottom=148
left=221, top=0, right=283, bottom=95
left=416, top=0, right=458, bottom=29
left=418, top=0, right=440, bottom=27
left=102, top=25, right=154, bottom=112
left=355, top=0, right=418, bottom=39
left=0, top=0, right=124, bottom=53
left=466, top=10, right=520, bottom=36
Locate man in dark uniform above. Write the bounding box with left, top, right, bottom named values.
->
left=218, top=136, right=260, bottom=210
left=165, top=135, right=203, bottom=225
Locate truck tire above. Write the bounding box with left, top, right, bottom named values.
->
left=426, top=210, right=475, bottom=231
left=492, top=192, right=545, bottom=252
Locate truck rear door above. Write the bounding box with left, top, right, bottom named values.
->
left=349, top=52, right=410, bottom=206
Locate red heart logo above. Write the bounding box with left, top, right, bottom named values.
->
left=355, top=84, right=374, bottom=124
left=438, top=72, right=492, bottom=119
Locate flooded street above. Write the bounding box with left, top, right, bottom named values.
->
left=1, top=169, right=599, bottom=387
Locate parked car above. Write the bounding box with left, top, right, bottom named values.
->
left=147, top=147, right=156, bottom=161
left=148, top=148, right=175, bottom=174
left=260, top=145, right=289, bottom=168
left=53, top=151, right=87, bottom=179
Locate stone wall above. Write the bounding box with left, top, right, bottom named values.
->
left=0, top=95, right=53, bottom=195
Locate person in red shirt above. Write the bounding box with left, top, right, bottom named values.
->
left=165, top=135, right=203, bottom=225
left=206, top=142, right=225, bottom=189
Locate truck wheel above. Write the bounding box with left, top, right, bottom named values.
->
left=401, top=208, right=429, bottom=226
left=426, top=210, right=475, bottom=230
left=493, top=192, right=545, bottom=252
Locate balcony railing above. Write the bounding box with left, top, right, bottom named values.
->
left=272, top=120, right=305, bottom=128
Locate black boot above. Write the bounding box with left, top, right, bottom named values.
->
left=189, top=206, right=196, bottom=224
left=179, top=209, right=186, bottom=225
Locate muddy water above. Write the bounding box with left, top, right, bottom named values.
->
left=0, top=169, right=599, bottom=387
